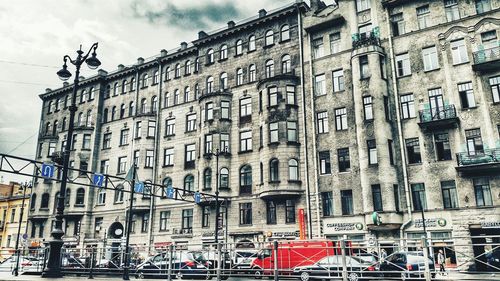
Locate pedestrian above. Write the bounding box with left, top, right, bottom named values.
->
left=438, top=249, right=446, bottom=275
left=380, top=249, right=387, bottom=264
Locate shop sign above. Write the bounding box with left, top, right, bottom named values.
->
left=267, top=231, right=299, bottom=237
left=298, top=208, right=306, bottom=240
left=414, top=218, right=446, bottom=228
left=201, top=230, right=224, bottom=238
left=325, top=223, right=364, bottom=231
left=481, top=222, right=500, bottom=228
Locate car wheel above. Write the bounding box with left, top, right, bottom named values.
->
left=348, top=272, right=359, bottom=281
left=177, top=271, right=183, bottom=280
left=254, top=269, right=263, bottom=279
left=400, top=272, right=407, bottom=281
left=300, top=271, right=311, bottom=281
left=136, top=271, right=144, bottom=279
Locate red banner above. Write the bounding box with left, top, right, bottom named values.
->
left=298, top=208, right=306, bottom=240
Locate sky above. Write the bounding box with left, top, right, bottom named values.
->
left=0, top=0, right=295, bottom=184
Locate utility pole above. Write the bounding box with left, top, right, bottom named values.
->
left=13, top=181, right=31, bottom=276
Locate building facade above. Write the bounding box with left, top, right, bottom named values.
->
left=0, top=182, right=31, bottom=262
left=29, top=0, right=499, bottom=270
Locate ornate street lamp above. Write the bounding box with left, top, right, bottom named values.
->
left=206, top=147, right=229, bottom=246
left=13, top=181, right=32, bottom=276
left=42, top=43, right=101, bottom=278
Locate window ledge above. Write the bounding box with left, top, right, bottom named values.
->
left=218, top=58, right=228, bottom=62
left=263, top=44, right=275, bottom=49
left=247, top=49, right=256, bottom=54
left=134, top=137, right=142, bottom=140
left=146, top=136, right=155, bottom=139
left=288, top=180, right=302, bottom=184
left=184, top=73, right=191, bottom=77
left=238, top=150, right=253, bottom=155
left=423, top=68, right=440, bottom=73
left=280, top=39, right=291, bottom=44
left=452, top=61, right=470, bottom=67
left=205, top=62, right=215, bottom=66
left=287, top=141, right=301, bottom=146
left=397, top=74, right=412, bottom=79
left=220, top=118, right=232, bottom=122
left=407, top=162, right=423, bottom=166
left=119, top=144, right=129, bottom=147
left=269, top=180, right=281, bottom=184
left=234, top=53, right=243, bottom=58
left=74, top=204, right=85, bottom=207
left=162, top=164, right=174, bottom=168
left=117, top=172, right=126, bottom=175
left=360, top=76, right=371, bottom=81
left=143, top=166, right=153, bottom=169
left=461, top=106, right=478, bottom=110
left=165, top=134, right=176, bottom=138
left=141, top=86, right=148, bottom=89
left=113, top=202, right=124, bottom=205
left=268, top=142, right=280, bottom=146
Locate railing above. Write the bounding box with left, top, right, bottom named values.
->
left=352, top=29, right=381, bottom=49
left=456, top=148, right=500, bottom=166
left=419, top=104, right=457, bottom=123
left=472, top=46, right=500, bottom=65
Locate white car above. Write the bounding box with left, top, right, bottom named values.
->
left=0, top=256, right=43, bottom=273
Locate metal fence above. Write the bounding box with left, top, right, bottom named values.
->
left=1, top=234, right=498, bottom=280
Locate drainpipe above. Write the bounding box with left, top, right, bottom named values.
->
left=148, top=59, right=163, bottom=253
left=384, top=7, right=412, bottom=245
left=296, top=5, right=315, bottom=239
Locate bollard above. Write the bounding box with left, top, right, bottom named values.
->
left=422, top=237, right=431, bottom=281
left=273, top=240, right=279, bottom=281
left=340, top=239, right=348, bottom=281
left=88, top=247, right=94, bottom=279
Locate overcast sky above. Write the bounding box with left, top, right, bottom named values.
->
left=0, top=0, right=294, bottom=184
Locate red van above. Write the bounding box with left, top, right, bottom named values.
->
left=250, top=240, right=348, bottom=278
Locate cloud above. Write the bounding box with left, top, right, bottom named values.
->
left=130, top=0, right=241, bottom=29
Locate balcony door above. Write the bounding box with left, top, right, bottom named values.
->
left=428, top=88, right=444, bottom=119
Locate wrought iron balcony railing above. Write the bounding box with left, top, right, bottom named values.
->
left=473, top=46, right=500, bottom=65
left=419, top=104, right=457, bottom=123
left=456, top=148, right=500, bottom=167
left=352, top=29, right=381, bottom=49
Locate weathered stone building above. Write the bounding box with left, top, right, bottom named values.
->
left=29, top=0, right=499, bottom=270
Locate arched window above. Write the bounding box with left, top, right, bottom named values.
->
left=265, top=30, right=274, bottom=46
left=62, top=118, right=67, bottom=131
left=162, top=177, right=172, bottom=198
left=174, top=89, right=180, bottom=105
left=220, top=45, right=228, bottom=60
left=281, top=54, right=291, bottom=74
left=236, top=68, right=244, bottom=86
left=152, top=96, right=158, bottom=113
left=249, top=64, right=256, bottom=82
left=30, top=194, right=36, bottom=210
left=106, top=85, right=111, bottom=97
left=248, top=35, right=256, bottom=51
left=289, top=159, right=299, bottom=181
left=270, top=158, right=279, bottom=182
left=75, top=188, right=85, bottom=205
left=102, top=108, right=109, bottom=123
left=184, top=87, right=190, bottom=103
left=220, top=72, right=228, bottom=90
left=185, top=60, right=191, bottom=75
left=47, top=101, right=53, bottom=114
left=235, top=40, right=243, bottom=55
left=64, top=95, right=70, bottom=108
left=240, top=165, right=252, bottom=194
left=184, top=175, right=194, bottom=193
left=141, top=98, right=147, bottom=114
left=165, top=66, right=171, bottom=80
left=86, top=110, right=92, bottom=126
left=53, top=120, right=58, bottom=136
left=207, top=49, right=214, bottom=64
left=153, top=70, right=159, bottom=84
left=203, top=168, right=212, bottom=190
left=97, top=188, right=106, bottom=204
left=129, top=101, right=135, bottom=116
left=80, top=90, right=87, bottom=103
left=64, top=188, right=71, bottom=206
left=194, top=58, right=200, bottom=72
left=111, top=106, right=117, bottom=121
left=175, top=64, right=181, bottom=78
left=40, top=193, right=50, bottom=209
left=265, top=59, right=275, bottom=78
left=120, top=104, right=126, bottom=119
left=220, top=168, right=229, bottom=189
left=114, top=83, right=119, bottom=96
left=194, top=84, right=200, bottom=100
left=280, top=24, right=290, bottom=41
left=114, top=184, right=124, bottom=203
left=206, top=76, right=214, bottom=93
left=122, top=79, right=128, bottom=94
left=89, top=87, right=95, bottom=100
left=45, top=122, right=51, bottom=136
left=55, top=99, right=60, bottom=111
left=142, top=73, right=149, bottom=88
left=165, top=92, right=171, bottom=107
left=130, top=77, right=136, bottom=91
left=78, top=112, right=84, bottom=126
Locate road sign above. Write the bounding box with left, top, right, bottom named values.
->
left=92, top=173, right=105, bottom=187
left=41, top=163, right=54, bottom=178
left=194, top=192, right=201, bottom=204
left=134, top=182, right=144, bottom=193
left=166, top=186, right=174, bottom=198
left=22, top=233, right=28, bottom=240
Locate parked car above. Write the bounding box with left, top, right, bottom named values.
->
left=201, top=250, right=231, bottom=279
left=134, top=251, right=209, bottom=279
left=0, top=256, right=42, bottom=273
left=379, top=251, right=435, bottom=280
left=232, top=250, right=258, bottom=273
left=354, top=253, right=380, bottom=270
left=293, top=255, right=378, bottom=281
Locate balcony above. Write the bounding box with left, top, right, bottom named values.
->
left=418, top=104, right=459, bottom=130
left=352, top=30, right=381, bottom=50
left=258, top=183, right=303, bottom=200
left=456, top=148, right=500, bottom=176
left=472, top=46, right=500, bottom=72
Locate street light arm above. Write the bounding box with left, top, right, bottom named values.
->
left=65, top=42, right=99, bottom=66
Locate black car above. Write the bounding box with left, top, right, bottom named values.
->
left=134, top=251, right=209, bottom=279
left=293, top=255, right=378, bottom=281
left=379, top=251, right=436, bottom=280
left=202, top=250, right=231, bottom=279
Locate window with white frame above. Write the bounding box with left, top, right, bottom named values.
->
left=240, top=131, right=252, bottom=152
left=186, top=114, right=197, bottom=132
left=450, top=39, right=468, bottom=64
left=363, top=96, right=374, bottom=120
left=287, top=121, right=297, bottom=142
left=269, top=122, right=279, bottom=143
left=220, top=133, right=230, bottom=152
left=390, top=13, right=405, bottom=36
left=165, top=118, right=175, bottom=136
left=265, top=60, right=274, bottom=78
left=396, top=53, right=411, bottom=77
left=235, top=40, right=243, bottom=55
left=207, top=49, right=214, bottom=64
left=220, top=72, right=228, bottom=90
left=205, top=134, right=213, bottom=154
left=145, top=150, right=154, bottom=168
left=356, top=0, right=370, bottom=12
left=312, top=37, right=324, bottom=59
left=422, top=46, right=439, bottom=71
left=280, top=24, right=290, bottom=41
left=220, top=45, right=228, bottom=60
left=265, top=30, right=274, bottom=46
left=314, top=74, right=326, bottom=96
left=118, top=156, right=127, bottom=174
left=206, top=76, right=214, bottom=93
left=445, top=0, right=460, bottom=22
left=329, top=32, right=340, bottom=54
left=163, top=148, right=174, bottom=166
left=185, top=144, right=195, bottom=163
left=367, top=139, right=377, bottom=165
left=221, top=101, right=230, bottom=119
left=458, top=82, right=476, bottom=108
left=319, top=151, right=331, bottom=174
left=147, top=120, right=155, bottom=137
left=281, top=54, right=291, bottom=74
left=286, top=85, right=296, bottom=105
left=317, top=111, right=329, bottom=134
left=268, top=86, right=278, bottom=107
left=400, top=94, right=415, bottom=119
left=335, top=108, right=347, bottom=130
left=240, top=98, right=252, bottom=117
left=236, top=68, right=244, bottom=85
left=416, top=5, right=430, bottom=29
left=249, top=64, right=256, bottom=82
left=248, top=35, right=256, bottom=51
left=332, top=69, right=344, bottom=92
left=205, top=102, right=214, bottom=121
left=489, top=76, right=500, bottom=103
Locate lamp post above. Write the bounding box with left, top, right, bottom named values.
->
left=207, top=147, right=228, bottom=246
left=42, top=43, right=101, bottom=278
left=13, top=181, right=31, bottom=276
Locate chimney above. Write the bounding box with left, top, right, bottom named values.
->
left=98, top=69, right=108, bottom=76
left=63, top=82, right=69, bottom=87
left=117, top=64, right=125, bottom=70
left=310, top=0, right=326, bottom=12
left=227, top=20, right=235, bottom=28
left=180, top=42, right=188, bottom=50
left=198, top=31, right=208, bottom=39
left=137, top=57, right=144, bottom=64
left=45, top=88, right=52, bottom=93
left=160, top=49, right=168, bottom=56
left=258, top=9, right=267, bottom=17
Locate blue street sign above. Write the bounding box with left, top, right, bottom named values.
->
left=134, top=182, right=144, bottom=193
left=166, top=186, right=174, bottom=198
left=22, top=233, right=28, bottom=240
left=92, top=174, right=105, bottom=187
left=194, top=192, right=201, bottom=204
left=41, top=163, right=54, bottom=178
